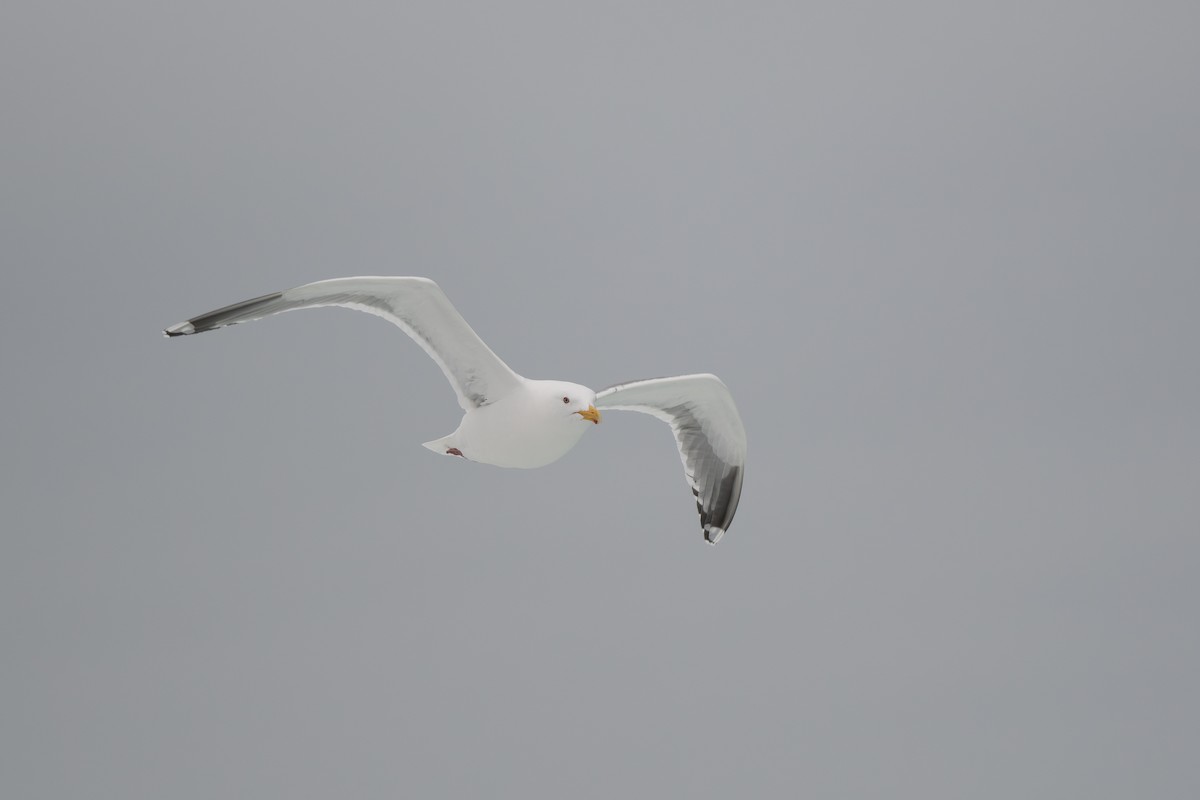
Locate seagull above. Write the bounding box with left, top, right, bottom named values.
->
left=164, top=277, right=746, bottom=543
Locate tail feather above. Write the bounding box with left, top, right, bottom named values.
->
left=422, top=434, right=459, bottom=456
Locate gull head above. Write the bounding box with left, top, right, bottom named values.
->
left=539, top=380, right=601, bottom=426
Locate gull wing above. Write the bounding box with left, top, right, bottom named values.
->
left=595, top=373, right=746, bottom=544
left=164, top=276, right=524, bottom=410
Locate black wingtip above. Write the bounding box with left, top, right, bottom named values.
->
left=162, top=321, right=195, bottom=337
left=162, top=290, right=285, bottom=340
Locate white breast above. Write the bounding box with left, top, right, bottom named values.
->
left=456, top=387, right=591, bottom=469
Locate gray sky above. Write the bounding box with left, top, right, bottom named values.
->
left=3, top=1, right=1198, bottom=797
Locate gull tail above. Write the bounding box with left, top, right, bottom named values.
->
left=422, top=433, right=463, bottom=457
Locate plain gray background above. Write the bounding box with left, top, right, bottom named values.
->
left=3, top=1, right=1198, bottom=797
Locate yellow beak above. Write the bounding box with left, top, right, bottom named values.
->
left=576, top=405, right=602, bottom=424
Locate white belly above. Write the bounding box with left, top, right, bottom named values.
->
left=455, top=392, right=591, bottom=468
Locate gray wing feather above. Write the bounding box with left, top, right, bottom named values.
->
left=164, top=277, right=524, bottom=410
left=595, top=374, right=747, bottom=544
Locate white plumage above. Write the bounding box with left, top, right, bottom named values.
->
left=165, top=277, right=746, bottom=543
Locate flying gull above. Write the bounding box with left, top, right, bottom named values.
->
left=164, top=277, right=746, bottom=543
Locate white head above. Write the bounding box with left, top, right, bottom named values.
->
left=535, top=380, right=601, bottom=427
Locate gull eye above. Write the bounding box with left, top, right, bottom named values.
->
left=562, top=396, right=570, bottom=404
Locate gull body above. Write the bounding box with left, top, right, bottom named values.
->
left=164, top=276, right=746, bottom=543
left=423, top=379, right=599, bottom=468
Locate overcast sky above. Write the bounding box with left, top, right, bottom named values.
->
left=3, top=2, right=1198, bottom=797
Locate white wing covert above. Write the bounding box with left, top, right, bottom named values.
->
left=164, top=277, right=524, bottom=410
left=595, top=374, right=746, bottom=543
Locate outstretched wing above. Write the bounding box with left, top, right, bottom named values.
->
left=595, top=373, right=746, bottom=544
left=164, top=277, right=524, bottom=410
